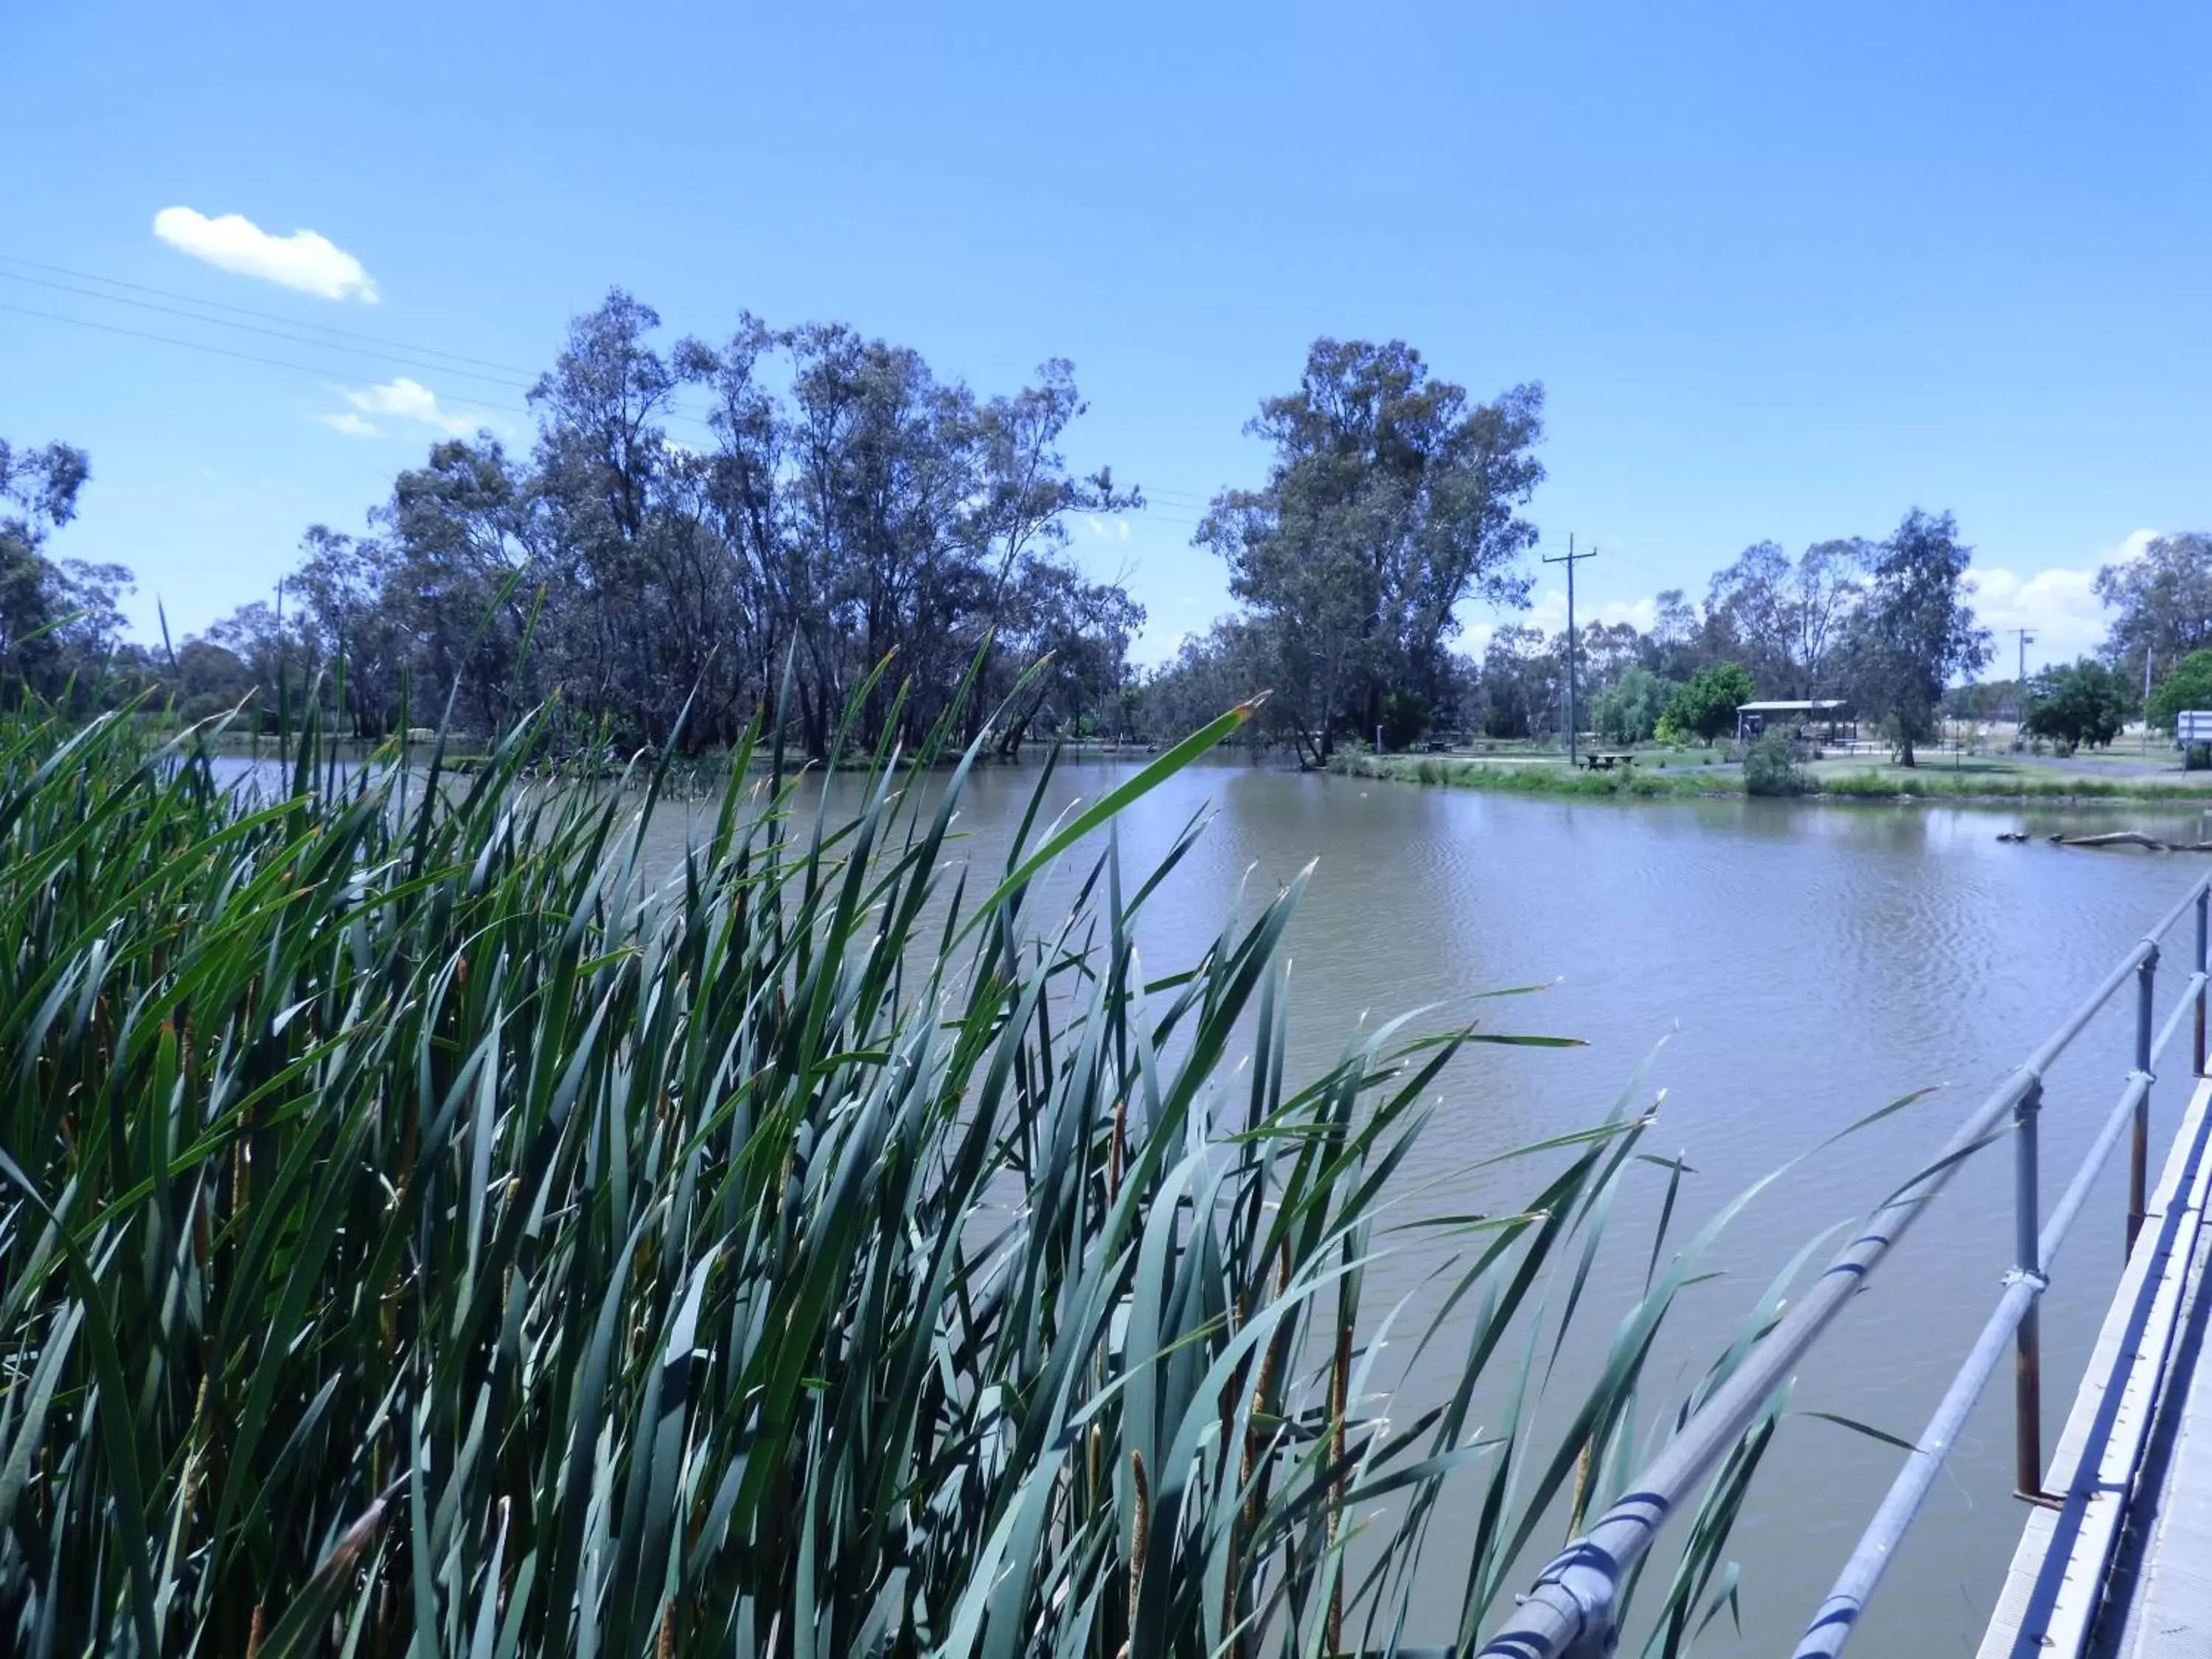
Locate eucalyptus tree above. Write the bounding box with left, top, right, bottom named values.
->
left=1703, top=541, right=1795, bottom=694
left=766, top=325, right=1143, bottom=754
left=1140, top=619, right=1277, bottom=750
left=1197, top=338, right=1543, bottom=761
left=1576, top=618, right=1646, bottom=700
left=1649, top=588, right=1703, bottom=679
left=1838, top=509, right=1992, bottom=765
left=371, top=437, right=551, bottom=734
left=790, top=324, right=983, bottom=746
left=249, top=293, right=1152, bottom=759
left=1792, top=538, right=1865, bottom=693
left=1480, top=623, right=1557, bottom=740
left=962, top=360, right=1143, bottom=742
left=2096, top=531, right=2212, bottom=694
left=987, top=554, right=1147, bottom=753
left=0, top=437, right=96, bottom=696
left=678, top=314, right=797, bottom=732
left=289, top=524, right=406, bottom=737
left=527, top=289, right=699, bottom=746
left=1701, top=538, right=1863, bottom=699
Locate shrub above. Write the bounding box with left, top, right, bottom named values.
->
left=1592, top=667, right=1676, bottom=745
left=1382, top=687, right=1430, bottom=751
left=2023, top=658, right=2129, bottom=752
left=1742, top=728, right=1811, bottom=796
left=1661, top=664, right=1757, bottom=745
left=2148, top=649, right=2212, bottom=731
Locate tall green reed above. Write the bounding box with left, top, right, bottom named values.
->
left=0, top=693, right=1781, bottom=1657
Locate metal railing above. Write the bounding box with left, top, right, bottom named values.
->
left=1478, top=870, right=2212, bottom=1659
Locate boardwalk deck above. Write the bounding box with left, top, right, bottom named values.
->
left=2093, top=1219, right=2212, bottom=1658
left=1978, top=1073, right=2212, bottom=1659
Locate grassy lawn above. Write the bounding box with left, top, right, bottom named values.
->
left=1337, top=744, right=2212, bottom=801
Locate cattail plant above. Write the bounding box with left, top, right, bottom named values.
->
left=0, top=689, right=1781, bottom=1658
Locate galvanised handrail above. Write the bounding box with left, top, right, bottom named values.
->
left=1478, top=869, right=2212, bottom=1659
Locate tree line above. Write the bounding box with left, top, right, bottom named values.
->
left=1152, top=378, right=2212, bottom=767
left=1154, top=437, right=2000, bottom=768
left=8, top=316, right=2212, bottom=767
left=7, top=292, right=1148, bottom=757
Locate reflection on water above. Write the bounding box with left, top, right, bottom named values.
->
left=213, top=751, right=2212, bottom=1652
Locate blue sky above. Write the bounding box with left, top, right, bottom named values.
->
left=4, top=0, right=2206, bottom=671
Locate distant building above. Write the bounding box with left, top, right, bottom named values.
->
left=1735, top=699, right=1854, bottom=744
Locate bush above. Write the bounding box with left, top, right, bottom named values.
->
left=2148, top=649, right=2212, bottom=731
left=2023, top=658, right=2129, bottom=753
left=1382, top=687, right=1429, bottom=751
left=1743, top=728, right=1811, bottom=796
left=1592, top=667, right=1676, bottom=745
left=1661, top=663, right=1757, bottom=745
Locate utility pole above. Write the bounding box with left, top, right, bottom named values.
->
left=1544, top=536, right=1597, bottom=765
left=2012, top=628, right=2035, bottom=745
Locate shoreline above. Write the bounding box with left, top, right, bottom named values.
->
left=1329, top=751, right=2212, bottom=808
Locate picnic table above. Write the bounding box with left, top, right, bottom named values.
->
left=1579, top=753, right=1636, bottom=772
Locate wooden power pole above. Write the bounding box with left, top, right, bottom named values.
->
left=1545, top=537, right=1596, bottom=765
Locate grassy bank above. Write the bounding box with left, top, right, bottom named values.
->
left=1336, top=750, right=2212, bottom=804
left=0, top=701, right=1782, bottom=1657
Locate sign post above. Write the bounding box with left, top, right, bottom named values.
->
left=2177, top=710, right=2212, bottom=770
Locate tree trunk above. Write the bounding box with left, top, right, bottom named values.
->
left=1898, top=734, right=1916, bottom=768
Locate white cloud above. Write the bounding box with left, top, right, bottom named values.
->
left=1966, top=529, right=2153, bottom=673
left=338, top=378, right=478, bottom=436
left=315, top=411, right=381, bottom=439
left=154, top=206, right=380, bottom=302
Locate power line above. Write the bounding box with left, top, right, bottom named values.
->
left=0, top=304, right=1237, bottom=542
left=0, top=299, right=755, bottom=437
left=0, top=254, right=738, bottom=427
left=0, top=251, right=540, bottom=377
left=0, top=300, right=538, bottom=417
left=0, top=269, right=542, bottom=393
left=0, top=262, right=1602, bottom=552
left=0, top=251, right=1269, bottom=509
left=0, top=291, right=1705, bottom=574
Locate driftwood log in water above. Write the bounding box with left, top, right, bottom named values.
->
left=1998, top=829, right=2212, bottom=852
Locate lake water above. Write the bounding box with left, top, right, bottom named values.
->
left=765, top=761, right=2208, bottom=1656
left=214, top=751, right=2212, bottom=1652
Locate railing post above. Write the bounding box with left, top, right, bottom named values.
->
left=2130, top=952, right=2156, bottom=1256
left=2014, top=1079, right=2047, bottom=1502
left=2195, top=886, right=2208, bottom=1077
